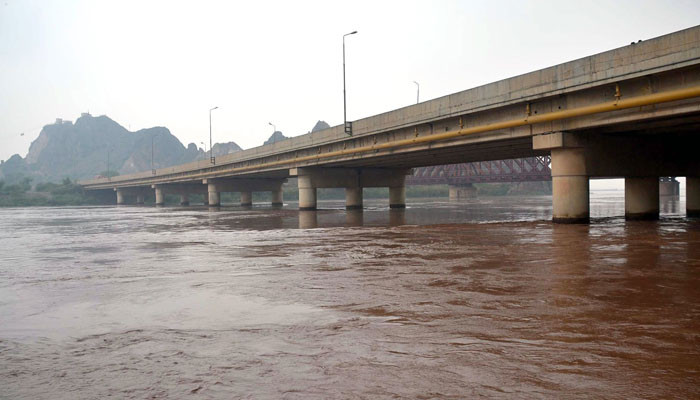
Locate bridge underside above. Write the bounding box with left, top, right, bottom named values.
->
left=81, top=26, right=700, bottom=222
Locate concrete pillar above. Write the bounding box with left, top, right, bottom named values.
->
left=449, top=184, right=477, bottom=201
left=389, top=186, right=406, bottom=209
left=298, top=175, right=317, bottom=211
left=551, top=147, right=589, bottom=223
left=345, top=187, right=363, bottom=210
left=208, top=183, right=220, bottom=207
left=155, top=186, right=165, bottom=206
left=135, top=194, right=145, bottom=205
left=688, top=177, right=700, bottom=218
left=240, top=191, right=252, bottom=206
left=271, top=188, right=283, bottom=206
left=625, top=177, right=659, bottom=220
left=180, top=193, right=190, bottom=206
left=116, top=189, right=126, bottom=205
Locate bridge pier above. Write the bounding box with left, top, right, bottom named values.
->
left=291, top=167, right=410, bottom=211
left=345, top=187, right=362, bottom=210
left=116, top=189, right=126, bottom=205
left=550, top=147, right=589, bottom=224
left=207, top=183, right=221, bottom=207
left=688, top=177, right=700, bottom=218
left=136, top=194, right=145, bottom=205
left=625, top=177, right=659, bottom=220
left=298, top=175, right=317, bottom=210
left=240, top=191, right=253, bottom=207
left=448, top=184, right=477, bottom=201
left=154, top=186, right=165, bottom=206
left=180, top=193, right=190, bottom=206
left=271, top=187, right=284, bottom=207
left=389, top=185, right=406, bottom=209
left=536, top=131, right=700, bottom=223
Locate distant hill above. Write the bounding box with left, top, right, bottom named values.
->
left=264, top=131, right=287, bottom=145
left=311, top=120, right=330, bottom=132
left=0, top=113, right=242, bottom=183
left=262, top=121, right=330, bottom=145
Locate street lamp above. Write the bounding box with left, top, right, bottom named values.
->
left=151, top=134, right=156, bottom=175
left=268, top=122, right=276, bottom=132
left=209, top=106, right=218, bottom=164
left=413, top=81, right=420, bottom=104
left=343, top=30, right=358, bottom=135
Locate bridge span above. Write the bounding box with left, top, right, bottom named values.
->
left=81, top=26, right=700, bottom=223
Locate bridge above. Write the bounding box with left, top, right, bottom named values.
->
left=81, top=26, right=700, bottom=223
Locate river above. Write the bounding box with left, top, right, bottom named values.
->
left=1, top=190, right=698, bottom=399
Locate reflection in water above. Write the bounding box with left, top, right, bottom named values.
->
left=0, top=192, right=699, bottom=399
left=345, top=209, right=364, bottom=227
left=389, top=209, right=406, bottom=226
left=660, top=194, right=680, bottom=214
left=298, top=210, right=318, bottom=229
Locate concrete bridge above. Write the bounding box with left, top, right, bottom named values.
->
left=81, top=26, right=700, bottom=223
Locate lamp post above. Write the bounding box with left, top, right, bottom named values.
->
left=268, top=122, right=276, bottom=132
left=343, top=30, right=357, bottom=135
left=106, top=149, right=111, bottom=180
left=209, top=106, right=218, bottom=164
left=413, top=81, right=420, bottom=104
left=151, top=134, right=156, bottom=175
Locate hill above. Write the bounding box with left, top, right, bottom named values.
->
left=0, top=113, right=242, bottom=183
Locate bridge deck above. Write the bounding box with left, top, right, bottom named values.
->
left=82, top=26, right=700, bottom=190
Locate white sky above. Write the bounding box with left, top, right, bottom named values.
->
left=1, top=0, right=699, bottom=189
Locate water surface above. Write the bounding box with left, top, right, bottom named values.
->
left=1, top=191, right=698, bottom=398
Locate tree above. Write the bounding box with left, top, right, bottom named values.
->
left=98, top=170, right=119, bottom=178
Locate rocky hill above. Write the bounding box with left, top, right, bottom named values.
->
left=263, top=131, right=287, bottom=145
left=0, top=113, right=242, bottom=183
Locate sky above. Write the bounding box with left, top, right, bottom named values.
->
left=1, top=0, right=700, bottom=188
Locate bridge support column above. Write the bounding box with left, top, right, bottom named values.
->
left=136, top=194, right=145, bottom=205
left=551, top=147, right=589, bottom=223
left=345, top=187, right=363, bottom=210
left=240, top=191, right=252, bottom=207
left=180, top=193, right=189, bottom=206
left=154, top=186, right=165, bottom=206
left=688, top=177, right=700, bottom=218
left=298, top=175, right=317, bottom=211
left=625, top=177, right=659, bottom=220
left=208, top=183, right=220, bottom=207
left=271, top=187, right=283, bottom=206
left=534, top=132, right=589, bottom=224
left=449, top=184, right=477, bottom=201
left=116, top=189, right=126, bottom=205
left=389, top=185, right=406, bottom=209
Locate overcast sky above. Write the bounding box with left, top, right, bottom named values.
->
left=2, top=0, right=700, bottom=174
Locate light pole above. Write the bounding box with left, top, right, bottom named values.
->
left=209, top=106, right=218, bottom=164
left=151, top=134, right=156, bottom=175
left=106, top=149, right=111, bottom=180
left=268, top=122, right=276, bottom=132
left=343, top=30, right=357, bottom=135
left=200, top=141, right=206, bottom=153
left=413, top=81, right=420, bottom=104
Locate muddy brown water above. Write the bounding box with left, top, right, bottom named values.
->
left=1, top=191, right=698, bottom=399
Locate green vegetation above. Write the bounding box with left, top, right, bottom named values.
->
left=0, top=177, right=110, bottom=207
left=0, top=177, right=550, bottom=207
left=98, top=170, right=120, bottom=178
